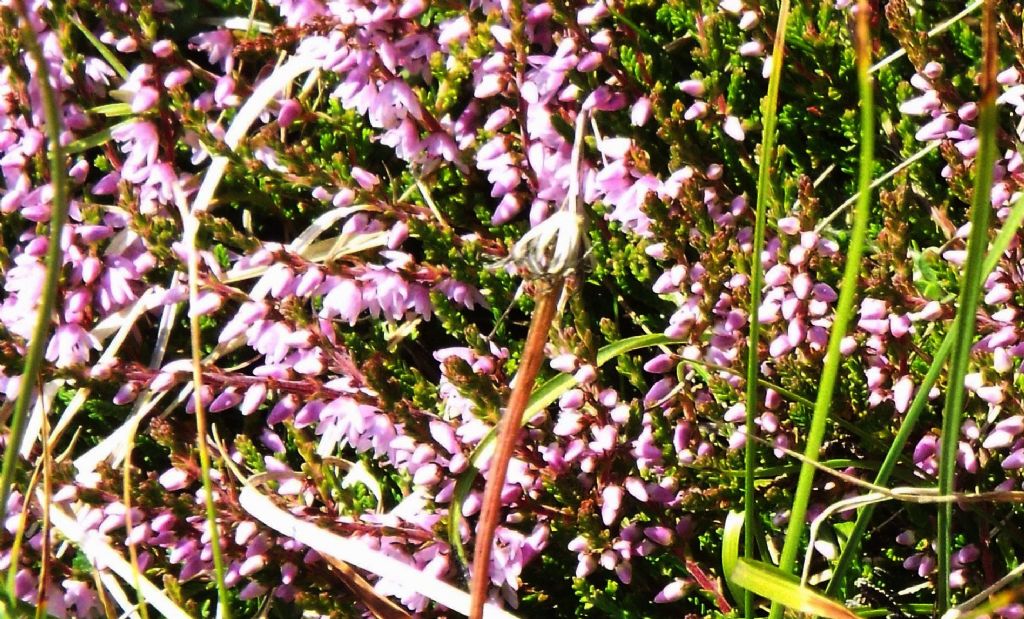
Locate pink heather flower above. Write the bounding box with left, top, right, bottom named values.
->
left=116, top=36, right=138, bottom=53
left=678, top=79, right=706, bottom=98
left=83, top=57, right=116, bottom=89
left=574, top=364, right=597, bottom=385
left=152, top=39, right=174, bottom=57
left=45, top=324, right=100, bottom=368
left=189, top=290, right=223, bottom=317
left=899, top=91, right=941, bottom=116
left=631, top=97, right=652, bottom=126
left=892, top=376, right=914, bottom=413
left=1002, top=449, right=1024, bottom=469
left=159, top=467, right=191, bottom=491
left=190, top=30, right=234, bottom=71
left=983, top=416, right=1024, bottom=449
left=277, top=99, right=302, bottom=127
left=644, top=526, right=674, bottom=546
left=438, top=16, right=471, bottom=46
left=320, top=278, right=363, bottom=324
left=683, top=100, right=708, bottom=120
left=654, top=579, right=689, bottom=603
left=739, top=40, right=765, bottom=57
left=350, top=166, right=379, bottom=189
left=559, top=389, right=585, bottom=410
left=164, top=68, right=191, bottom=89
left=916, top=115, right=956, bottom=141
left=578, top=1, right=609, bottom=25
left=722, top=116, right=745, bottom=141
left=209, top=388, right=242, bottom=413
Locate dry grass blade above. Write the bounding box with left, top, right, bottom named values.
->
left=320, top=554, right=413, bottom=619
left=42, top=495, right=191, bottom=619
left=16, top=381, right=60, bottom=459
left=50, top=287, right=162, bottom=449
left=237, top=485, right=519, bottom=619
left=190, top=54, right=320, bottom=215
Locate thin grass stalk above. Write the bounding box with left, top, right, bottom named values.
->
left=5, top=454, right=43, bottom=613
left=825, top=331, right=954, bottom=597
left=936, top=1, right=998, bottom=612
left=0, top=0, right=71, bottom=607
left=742, top=2, right=791, bottom=615
left=468, top=281, right=562, bottom=619
left=768, top=3, right=874, bottom=617
left=34, top=406, right=53, bottom=619
left=177, top=183, right=232, bottom=616
left=122, top=421, right=152, bottom=619
left=826, top=189, right=1024, bottom=596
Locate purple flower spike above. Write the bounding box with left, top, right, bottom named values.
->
left=644, top=525, right=674, bottom=546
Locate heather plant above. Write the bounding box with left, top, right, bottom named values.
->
left=6, top=0, right=1024, bottom=617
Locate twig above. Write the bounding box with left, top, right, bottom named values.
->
left=815, top=141, right=940, bottom=232
left=468, top=280, right=561, bottom=619
left=868, top=0, right=984, bottom=74
left=468, top=107, right=591, bottom=619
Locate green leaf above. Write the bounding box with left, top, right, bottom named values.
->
left=71, top=16, right=130, bottom=81
left=67, top=120, right=136, bottom=155
left=721, top=511, right=746, bottom=612
left=87, top=103, right=134, bottom=117
left=728, top=558, right=859, bottom=619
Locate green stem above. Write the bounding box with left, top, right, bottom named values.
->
left=826, top=329, right=954, bottom=597
left=936, top=2, right=997, bottom=613
left=1, top=0, right=71, bottom=607
left=744, top=2, right=791, bottom=616
left=183, top=214, right=232, bottom=616
left=826, top=188, right=1024, bottom=597
left=768, top=2, right=874, bottom=617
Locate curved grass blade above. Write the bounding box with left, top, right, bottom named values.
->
left=722, top=511, right=746, bottom=612
left=728, top=558, right=859, bottom=619
left=768, top=3, right=874, bottom=616
left=826, top=190, right=1024, bottom=597
left=70, top=15, right=130, bottom=80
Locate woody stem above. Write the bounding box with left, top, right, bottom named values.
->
left=468, top=279, right=562, bottom=619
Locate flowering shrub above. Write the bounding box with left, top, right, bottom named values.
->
left=2, top=0, right=1024, bottom=616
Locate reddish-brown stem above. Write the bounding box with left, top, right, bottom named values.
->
left=468, top=279, right=562, bottom=619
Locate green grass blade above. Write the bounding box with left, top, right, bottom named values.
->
left=936, top=2, right=998, bottom=613
left=67, top=120, right=136, bottom=155
left=743, top=4, right=791, bottom=616
left=179, top=204, right=232, bottom=616
left=87, top=102, right=134, bottom=117
left=729, top=558, right=860, bottom=619
left=722, top=511, right=747, bottom=612
left=70, top=15, right=130, bottom=80
left=769, top=3, right=874, bottom=616
left=826, top=330, right=954, bottom=597
left=1, top=0, right=72, bottom=607
left=827, top=190, right=1024, bottom=597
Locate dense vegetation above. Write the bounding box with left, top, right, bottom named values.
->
left=1, top=0, right=1023, bottom=617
